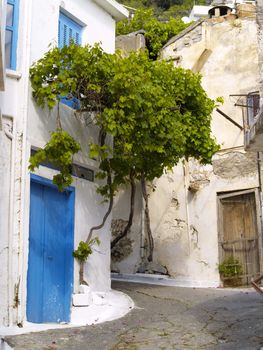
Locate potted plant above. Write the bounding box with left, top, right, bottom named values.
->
left=218, top=256, right=243, bottom=287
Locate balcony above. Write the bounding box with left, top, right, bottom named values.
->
left=243, top=93, right=263, bottom=151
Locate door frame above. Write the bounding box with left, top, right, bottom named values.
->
left=217, top=188, right=262, bottom=278
left=27, top=173, right=75, bottom=322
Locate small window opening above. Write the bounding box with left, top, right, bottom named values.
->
left=30, top=148, right=94, bottom=182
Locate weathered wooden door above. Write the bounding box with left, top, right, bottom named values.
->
left=218, top=190, right=260, bottom=286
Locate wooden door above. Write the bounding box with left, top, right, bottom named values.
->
left=27, top=175, right=75, bottom=323
left=218, top=191, right=260, bottom=286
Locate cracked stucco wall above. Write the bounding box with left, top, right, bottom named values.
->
left=150, top=18, right=260, bottom=286
left=212, top=151, right=258, bottom=178
left=149, top=151, right=260, bottom=286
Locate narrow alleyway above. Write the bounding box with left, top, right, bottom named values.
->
left=4, top=281, right=263, bottom=350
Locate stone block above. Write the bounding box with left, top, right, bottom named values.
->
left=73, top=284, right=92, bottom=306
left=72, top=292, right=93, bottom=306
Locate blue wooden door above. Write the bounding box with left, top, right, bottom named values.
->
left=27, top=175, right=75, bottom=323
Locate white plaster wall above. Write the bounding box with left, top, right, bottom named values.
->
left=151, top=18, right=260, bottom=286
left=162, top=19, right=259, bottom=149
left=30, top=0, right=116, bottom=65
left=149, top=165, right=191, bottom=276
left=0, top=0, right=33, bottom=327
left=0, top=125, right=12, bottom=326
left=27, top=104, right=112, bottom=293
left=0, top=0, right=123, bottom=327
left=27, top=0, right=119, bottom=299
left=149, top=156, right=259, bottom=286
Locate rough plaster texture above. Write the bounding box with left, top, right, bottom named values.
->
left=212, top=151, right=258, bottom=178
left=116, top=32, right=145, bottom=55
left=113, top=17, right=262, bottom=287
left=162, top=19, right=259, bottom=149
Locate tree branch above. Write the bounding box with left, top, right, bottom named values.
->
left=111, top=172, right=136, bottom=248
left=141, top=173, right=154, bottom=262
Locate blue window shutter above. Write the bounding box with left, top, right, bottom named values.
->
left=58, top=12, right=82, bottom=109
left=58, top=12, right=82, bottom=49
left=5, top=0, right=19, bottom=70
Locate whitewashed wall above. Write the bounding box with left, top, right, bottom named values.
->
left=0, top=118, right=12, bottom=326
left=0, top=0, right=126, bottom=327
left=30, top=0, right=116, bottom=62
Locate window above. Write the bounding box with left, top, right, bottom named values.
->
left=30, top=148, right=94, bottom=182
left=58, top=12, right=82, bottom=48
left=58, top=12, right=82, bottom=109
left=5, top=0, right=19, bottom=70
left=247, top=92, right=260, bottom=120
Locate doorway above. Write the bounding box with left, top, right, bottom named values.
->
left=27, top=175, right=75, bottom=323
left=218, top=190, right=261, bottom=286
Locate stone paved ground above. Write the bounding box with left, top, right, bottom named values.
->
left=4, top=281, right=263, bottom=350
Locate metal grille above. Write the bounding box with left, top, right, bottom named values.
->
left=30, top=149, right=94, bottom=182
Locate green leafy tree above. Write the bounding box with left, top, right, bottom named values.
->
left=117, top=8, right=189, bottom=59
left=29, top=44, right=219, bottom=279
left=118, top=0, right=207, bottom=19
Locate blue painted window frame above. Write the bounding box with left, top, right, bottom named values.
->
left=30, top=173, right=75, bottom=194
left=5, top=0, right=19, bottom=70
left=58, top=12, right=82, bottom=109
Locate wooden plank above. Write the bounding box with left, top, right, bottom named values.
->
left=218, top=191, right=260, bottom=286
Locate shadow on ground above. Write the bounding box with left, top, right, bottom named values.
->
left=3, top=281, right=263, bottom=350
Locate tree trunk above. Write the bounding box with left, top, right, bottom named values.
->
left=79, top=261, right=86, bottom=285
left=111, top=172, right=136, bottom=249
left=86, top=128, right=112, bottom=244
left=56, top=101, right=62, bottom=129
left=141, top=174, right=154, bottom=262
left=78, top=128, right=113, bottom=285
left=86, top=183, right=114, bottom=243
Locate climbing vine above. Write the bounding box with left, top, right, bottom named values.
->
left=29, top=129, right=81, bottom=191
left=117, top=8, right=189, bottom=59
left=73, top=238, right=101, bottom=262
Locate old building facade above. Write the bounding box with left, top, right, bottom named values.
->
left=113, top=4, right=263, bottom=288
